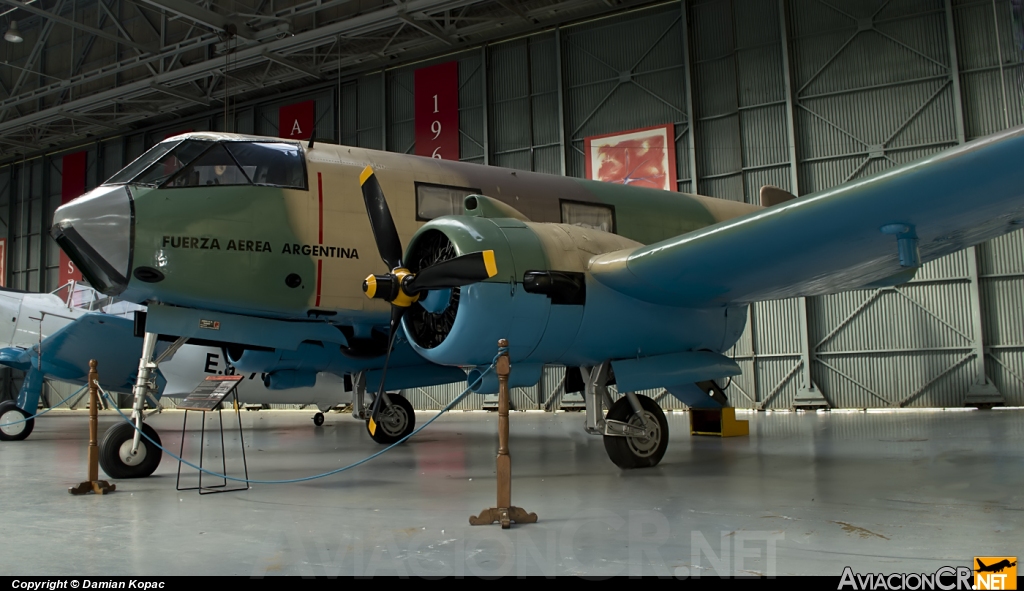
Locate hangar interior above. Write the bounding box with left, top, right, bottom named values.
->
left=0, top=0, right=1022, bottom=578
left=0, top=0, right=1022, bottom=411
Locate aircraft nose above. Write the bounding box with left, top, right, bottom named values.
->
left=50, top=185, right=133, bottom=296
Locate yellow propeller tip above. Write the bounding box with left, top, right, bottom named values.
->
left=483, top=250, right=498, bottom=278
left=359, top=165, right=374, bottom=186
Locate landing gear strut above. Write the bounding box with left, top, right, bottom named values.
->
left=350, top=371, right=416, bottom=444
left=582, top=362, right=669, bottom=469
left=97, top=332, right=186, bottom=479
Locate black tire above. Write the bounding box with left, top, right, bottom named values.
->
left=603, top=394, right=669, bottom=469
left=366, top=393, right=415, bottom=444
left=0, top=401, right=33, bottom=441
left=99, top=421, right=163, bottom=479
left=313, top=412, right=325, bottom=426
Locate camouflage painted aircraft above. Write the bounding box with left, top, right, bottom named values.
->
left=51, top=126, right=1024, bottom=478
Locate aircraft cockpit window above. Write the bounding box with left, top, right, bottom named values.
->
left=104, top=141, right=179, bottom=185
left=165, top=144, right=249, bottom=187
left=132, top=140, right=213, bottom=187
left=224, top=142, right=307, bottom=189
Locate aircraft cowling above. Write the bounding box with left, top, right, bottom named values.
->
left=401, top=211, right=749, bottom=371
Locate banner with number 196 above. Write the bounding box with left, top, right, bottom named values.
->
left=414, top=61, right=460, bottom=161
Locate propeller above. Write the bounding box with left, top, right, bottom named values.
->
left=358, top=166, right=498, bottom=435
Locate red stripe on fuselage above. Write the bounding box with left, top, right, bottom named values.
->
left=317, top=172, right=324, bottom=244
left=315, top=259, right=323, bottom=307
left=316, top=172, right=324, bottom=307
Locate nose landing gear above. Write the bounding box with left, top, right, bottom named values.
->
left=97, top=332, right=186, bottom=479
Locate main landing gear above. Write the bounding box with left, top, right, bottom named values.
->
left=350, top=371, right=416, bottom=444
left=581, top=362, right=670, bottom=469
left=97, top=332, right=187, bottom=479
left=0, top=400, right=33, bottom=441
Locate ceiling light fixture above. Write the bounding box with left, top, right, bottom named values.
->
left=5, top=20, right=23, bottom=43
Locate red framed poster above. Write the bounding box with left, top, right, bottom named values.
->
left=415, top=61, right=459, bottom=160
left=279, top=100, right=315, bottom=140
left=584, top=124, right=677, bottom=192
left=60, top=152, right=86, bottom=286
left=0, top=238, right=6, bottom=288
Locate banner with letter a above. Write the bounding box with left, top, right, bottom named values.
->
left=415, top=61, right=459, bottom=160
left=60, top=151, right=86, bottom=286
left=279, top=100, right=315, bottom=140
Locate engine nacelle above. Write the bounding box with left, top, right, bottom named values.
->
left=264, top=369, right=317, bottom=390
left=226, top=339, right=468, bottom=391
left=402, top=203, right=748, bottom=374
left=227, top=341, right=344, bottom=375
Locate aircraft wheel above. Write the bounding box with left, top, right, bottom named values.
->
left=99, top=421, right=163, bottom=479
left=313, top=412, right=325, bottom=426
left=603, top=394, right=669, bottom=469
left=366, top=393, right=415, bottom=444
left=0, top=401, right=33, bottom=441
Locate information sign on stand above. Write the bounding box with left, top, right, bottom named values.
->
left=178, top=375, right=243, bottom=411
left=176, top=375, right=249, bottom=494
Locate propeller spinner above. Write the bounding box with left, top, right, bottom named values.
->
left=358, top=166, right=497, bottom=435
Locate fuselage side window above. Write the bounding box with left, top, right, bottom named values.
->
left=560, top=200, right=616, bottom=233
left=224, top=142, right=307, bottom=190
left=104, top=140, right=180, bottom=185
left=132, top=140, right=213, bottom=187
left=416, top=183, right=481, bottom=221
left=165, top=143, right=249, bottom=188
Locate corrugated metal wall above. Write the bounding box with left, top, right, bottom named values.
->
left=1, top=0, right=1022, bottom=411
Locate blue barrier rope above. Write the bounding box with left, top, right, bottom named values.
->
left=99, top=349, right=506, bottom=485
left=0, top=384, right=89, bottom=427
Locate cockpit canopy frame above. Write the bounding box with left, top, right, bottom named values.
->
left=104, top=138, right=308, bottom=191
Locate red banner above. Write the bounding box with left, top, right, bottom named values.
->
left=60, top=152, right=87, bottom=286
left=415, top=62, right=459, bottom=160
left=279, top=100, right=315, bottom=140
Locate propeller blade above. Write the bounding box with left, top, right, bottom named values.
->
left=405, top=250, right=498, bottom=293
left=359, top=166, right=404, bottom=271
left=367, top=305, right=405, bottom=435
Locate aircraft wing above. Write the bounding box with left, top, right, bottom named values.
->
left=590, top=125, right=1024, bottom=307
left=0, top=346, right=31, bottom=370
left=31, top=313, right=164, bottom=392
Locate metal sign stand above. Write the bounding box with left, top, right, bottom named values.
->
left=175, top=376, right=249, bottom=494
left=470, top=339, right=538, bottom=529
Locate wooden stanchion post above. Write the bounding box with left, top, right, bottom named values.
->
left=69, top=360, right=116, bottom=496
left=470, top=339, right=537, bottom=528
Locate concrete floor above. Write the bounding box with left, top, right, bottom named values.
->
left=0, top=407, right=1021, bottom=577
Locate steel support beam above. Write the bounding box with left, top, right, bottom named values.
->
left=555, top=26, right=567, bottom=176
left=945, top=0, right=1004, bottom=407
left=263, top=51, right=322, bottom=79
left=680, top=0, right=699, bottom=193
left=137, top=0, right=256, bottom=39
left=481, top=44, right=489, bottom=165
left=397, top=13, right=453, bottom=45
left=59, top=111, right=121, bottom=130
left=0, top=0, right=155, bottom=53
left=150, top=83, right=211, bottom=106
left=778, top=0, right=826, bottom=409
